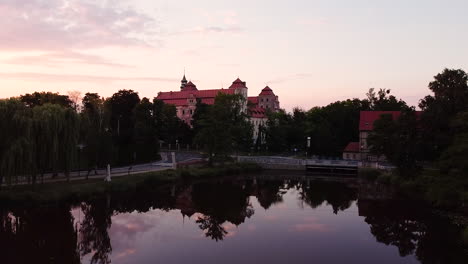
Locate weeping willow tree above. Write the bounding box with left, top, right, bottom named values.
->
left=0, top=99, right=80, bottom=186
left=0, top=99, right=34, bottom=186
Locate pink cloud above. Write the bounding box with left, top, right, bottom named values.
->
left=0, top=0, right=157, bottom=51
left=2, top=50, right=132, bottom=67
left=0, top=72, right=178, bottom=83
left=168, top=26, right=243, bottom=36
left=290, top=216, right=332, bottom=233
left=268, top=73, right=314, bottom=85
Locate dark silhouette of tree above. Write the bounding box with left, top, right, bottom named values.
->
left=368, top=109, right=422, bottom=176
left=196, top=215, right=228, bottom=241
left=0, top=206, right=80, bottom=264
left=419, top=68, right=468, bottom=161
left=20, top=91, right=73, bottom=108
left=79, top=198, right=113, bottom=264
left=107, top=89, right=140, bottom=165
left=299, top=181, right=357, bottom=214
left=366, top=88, right=409, bottom=111
left=194, top=93, right=253, bottom=163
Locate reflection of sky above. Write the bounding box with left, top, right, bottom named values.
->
left=92, top=188, right=419, bottom=264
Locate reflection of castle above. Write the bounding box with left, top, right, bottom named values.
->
left=156, top=74, right=280, bottom=141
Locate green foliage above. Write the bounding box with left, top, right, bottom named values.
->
left=358, top=168, right=382, bottom=181
left=264, top=98, right=372, bottom=155
left=368, top=109, right=421, bottom=176
left=194, top=93, right=253, bottom=163
left=438, top=111, right=468, bottom=174
left=0, top=100, right=80, bottom=185
left=419, top=68, right=468, bottom=160
left=20, top=91, right=73, bottom=108
left=366, top=88, right=409, bottom=111
left=463, top=227, right=468, bottom=246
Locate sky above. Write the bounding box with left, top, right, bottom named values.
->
left=1, top=0, right=468, bottom=111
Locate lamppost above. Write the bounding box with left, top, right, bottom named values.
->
left=77, top=144, right=86, bottom=178
left=306, top=137, right=311, bottom=158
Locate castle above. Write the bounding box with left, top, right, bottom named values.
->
left=156, top=75, right=280, bottom=141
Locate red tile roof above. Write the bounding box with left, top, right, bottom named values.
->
left=344, top=142, right=360, bottom=153
left=249, top=107, right=267, bottom=118
left=229, top=78, right=247, bottom=89
left=183, top=81, right=198, bottom=91
left=359, top=111, right=422, bottom=131
left=359, top=111, right=402, bottom=131
left=157, top=88, right=235, bottom=101
left=248, top=96, right=258, bottom=104
left=259, top=86, right=275, bottom=96
left=161, top=99, right=189, bottom=107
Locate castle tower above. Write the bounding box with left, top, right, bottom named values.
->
left=258, top=86, right=279, bottom=110
left=180, top=74, right=188, bottom=91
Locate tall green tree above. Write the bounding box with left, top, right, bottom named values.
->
left=368, top=109, right=421, bottom=176
left=194, top=93, right=252, bottom=163
left=20, top=92, right=73, bottom=108
left=419, top=68, right=468, bottom=160
left=107, top=90, right=140, bottom=165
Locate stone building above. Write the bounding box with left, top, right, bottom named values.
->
left=156, top=75, right=280, bottom=142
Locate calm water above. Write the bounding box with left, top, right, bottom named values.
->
left=1, top=173, right=467, bottom=264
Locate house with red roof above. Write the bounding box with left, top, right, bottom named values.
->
left=156, top=74, right=280, bottom=142
left=344, top=110, right=421, bottom=161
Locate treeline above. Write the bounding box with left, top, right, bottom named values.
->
left=368, top=69, right=468, bottom=174
left=258, top=87, right=408, bottom=155
left=366, top=68, right=468, bottom=207
left=0, top=90, right=191, bottom=185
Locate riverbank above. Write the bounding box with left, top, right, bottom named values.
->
left=0, top=162, right=262, bottom=206
left=358, top=168, right=468, bottom=224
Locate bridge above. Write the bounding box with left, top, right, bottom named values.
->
left=237, top=156, right=358, bottom=175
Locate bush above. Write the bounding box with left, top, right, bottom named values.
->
left=358, top=168, right=382, bottom=181
left=462, top=227, right=468, bottom=246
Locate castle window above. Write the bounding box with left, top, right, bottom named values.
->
left=261, top=99, right=263, bottom=102
left=182, top=110, right=185, bottom=115
left=266, top=98, right=269, bottom=102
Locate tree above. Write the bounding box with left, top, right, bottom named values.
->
left=67, top=90, right=83, bottom=112
left=194, top=93, right=252, bottom=164
left=81, top=93, right=112, bottom=174
left=368, top=109, right=421, bottom=176
left=134, top=98, right=159, bottom=162
left=438, top=111, right=468, bottom=175
left=367, top=88, right=408, bottom=111
left=107, top=90, right=140, bottom=165
left=20, top=92, right=73, bottom=108
left=419, top=68, right=468, bottom=160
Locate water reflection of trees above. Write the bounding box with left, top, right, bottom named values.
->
left=1, top=178, right=467, bottom=264
left=298, top=180, right=358, bottom=214
left=0, top=206, right=80, bottom=264
left=360, top=201, right=468, bottom=264
left=78, top=196, right=113, bottom=264
left=190, top=181, right=254, bottom=240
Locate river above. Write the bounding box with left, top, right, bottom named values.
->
left=0, top=172, right=467, bottom=264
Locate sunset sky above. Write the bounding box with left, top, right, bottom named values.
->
left=1, top=0, right=468, bottom=110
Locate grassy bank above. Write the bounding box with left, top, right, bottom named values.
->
left=0, top=162, right=262, bottom=206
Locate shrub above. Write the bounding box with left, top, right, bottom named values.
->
left=358, top=168, right=382, bottom=181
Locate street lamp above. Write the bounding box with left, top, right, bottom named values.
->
left=306, top=137, right=311, bottom=158
left=77, top=144, right=86, bottom=179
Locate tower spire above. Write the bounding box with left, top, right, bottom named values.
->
left=180, top=68, right=188, bottom=91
